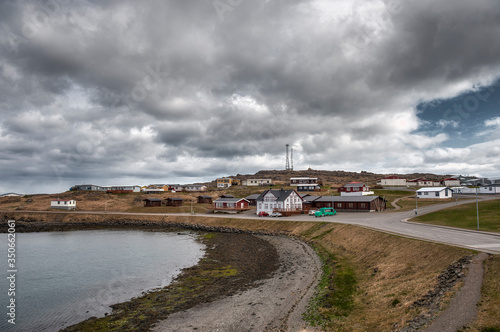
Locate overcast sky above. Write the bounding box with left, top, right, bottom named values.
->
left=1, top=0, right=500, bottom=194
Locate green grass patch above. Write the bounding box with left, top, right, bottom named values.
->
left=411, top=199, right=500, bottom=233
left=303, top=243, right=357, bottom=329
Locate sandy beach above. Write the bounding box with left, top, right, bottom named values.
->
left=152, top=235, right=323, bottom=332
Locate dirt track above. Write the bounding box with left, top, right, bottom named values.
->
left=151, top=236, right=323, bottom=332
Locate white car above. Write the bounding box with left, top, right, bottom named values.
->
left=270, top=212, right=282, bottom=217
left=308, top=210, right=317, bottom=216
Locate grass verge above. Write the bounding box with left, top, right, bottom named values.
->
left=411, top=198, right=500, bottom=233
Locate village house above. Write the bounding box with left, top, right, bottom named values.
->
left=313, top=196, right=386, bottom=212
left=167, top=184, right=184, bottom=192
left=51, top=199, right=77, bottom=210
left=416, top=187, right=452, bottom=199
left=143, top=198, right=163, bottom=207
left=105, top=185, right=141, bottom=194
left=216, top=178, right=240, bottom=188
left=184, top=184, right=208, bottom=192
left=338, top=182, right=374, bottom=196
left=407, top=178, right=435, bottom=187
left=440, top=178, right=461, bottom=187
left=244, top=194, right=260, bottom=206
left=142, top=184, right=167, bottom=194
left=377, top=176, right=407, bottom=186
left=213, top=197, right=249, bottom=213
left=71, top=184, right=105, bottom=191
left=301, top=195, right=321, bottom=212
left=243, top=179, right=273, bottom=186
left=479, top=184, right=500, bottom=194
left=165, top=197, right=184, bottom=206
left=197, top=195, right=213, bottom=204
left=256, top=189, right=303, bottom=215
left=289, top=177, right=321, bottom=192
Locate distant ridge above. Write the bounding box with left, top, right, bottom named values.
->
left=215, top=169, right=459, bottom=186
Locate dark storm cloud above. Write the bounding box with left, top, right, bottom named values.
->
left=1, top=0, right=500, bottom=193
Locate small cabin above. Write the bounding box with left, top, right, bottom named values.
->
left=197, top=195, right=213, bottom=204
left=165, top=197, right=184, bottom=207
left=143, top=198, right=163, bottom=207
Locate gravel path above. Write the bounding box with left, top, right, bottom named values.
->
left=424, top=253, right=489, bottom=332
left=151, top=236, right=323, bottom=332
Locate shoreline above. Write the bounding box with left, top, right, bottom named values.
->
left=1, top=219, right=322, bottom=331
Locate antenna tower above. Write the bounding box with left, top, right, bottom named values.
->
left=285, top=144, right=290, bottom=170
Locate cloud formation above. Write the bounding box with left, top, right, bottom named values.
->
left=1, top=0, right=500, bottom=193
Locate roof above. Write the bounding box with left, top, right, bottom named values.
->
left=442, top=178, right=459, bottom=181
left=314, top=196, right=386, bottom=202
left=197, top=195, right=213, bottom=198
left=245, top=194, right=261, bottom=200
left=343, top=182, right=365, bottom=188
left=220, top=194, right=234, bottom=198
left=302, top=195, right=320, bottom=202
left=51, top=199, right=74, bottom=202
left=166, top=197, right=184, bottom=201
left=186, top=184, right=205, bottom=187
left=290, top=177, right=317, bottom=180
left=256, top=189, right=302, bottom=202
left=143, top=198, right=163, bottom=202
left=214, top=197, right=249, bottom=203
left=416, top=187, right=450, bottom=192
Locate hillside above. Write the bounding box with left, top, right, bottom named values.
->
left=219, top=169, right=456, bottom=187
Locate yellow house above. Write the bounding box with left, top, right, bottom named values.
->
left=217, top=178, right=240, bottom=188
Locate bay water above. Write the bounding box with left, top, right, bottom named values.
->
left=0, top=229, right=205, bottom=331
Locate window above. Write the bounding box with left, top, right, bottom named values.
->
left=337, top=203, right=341, bottom=208
left=360, top=203, right=366, bottom=208
left=349, top=203, right=353, bottom=208
left=424, top=192, right=428, bottom=195
left=435, top=192, right=439, bottom=197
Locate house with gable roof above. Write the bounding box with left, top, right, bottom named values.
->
left=256, top=189, right=303, bottom=215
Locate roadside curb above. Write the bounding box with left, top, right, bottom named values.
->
left=401, top=218, right=500, bottom=238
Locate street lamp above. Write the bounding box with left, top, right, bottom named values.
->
left=476, top=186, right=479, bottom=230
left=415, top=189, right=418, bottom=215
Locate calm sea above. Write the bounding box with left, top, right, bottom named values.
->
left=0, top=229, right=205, bottom=332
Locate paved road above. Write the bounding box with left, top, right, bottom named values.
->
left=3, top=195, right=499, bottom=254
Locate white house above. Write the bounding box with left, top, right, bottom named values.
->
left=338, top=182, right=374, bottom=196
left=416, top=187, right=452, bottom=199
left=479, top=184, right=500, bottom=194
left=441, top=178, right=460, bottom=186
left=51, top=199, right=77, bottom=210
left=184, top=185, right=208, bottom=192
left=256, top=189, right=303, bottom=215
left=244, top=179, right=273, bottom=186
left=377, top=176, right=407, bottom=186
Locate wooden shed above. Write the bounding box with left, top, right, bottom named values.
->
left=143, top=198, right=163, bottom=207
left=197, top=195, right=213, bottom=204
left=165, top=197, right=184, bottom=207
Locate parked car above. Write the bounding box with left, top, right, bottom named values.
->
left=270, top=212, right=282, bottom=217
left=315, top=207, right=337, bottom=217
left=258, top=211, right=269, bottom=217
left=308, top=210, right=317, bottom=216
